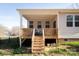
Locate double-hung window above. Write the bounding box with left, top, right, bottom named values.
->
left=29, top=21, right=33, bottom=28
left=37, top=21, right=42, bottom=28
left=67, top=15, right=73, bottom=27
left=45, top=21, right=50, bottom=28
left=75, top=15, right=79, bottom=27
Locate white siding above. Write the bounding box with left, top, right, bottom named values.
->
left=58, top=14, right=79, bottom=38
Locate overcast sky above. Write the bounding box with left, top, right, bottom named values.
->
left=0, top=3, right=78, bottom=29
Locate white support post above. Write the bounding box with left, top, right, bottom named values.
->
left=20, top=14, right=23, bottom=28
left=57, top=13, right=59, bottom=31
left=19, top=14, right=23, bottom=48
left=56, top=12, right=59, bottom=46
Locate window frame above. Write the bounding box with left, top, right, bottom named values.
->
left=45, top=25, right=50, bottom=28
left=45, top=21, right=50, bottom=28
left=29, top=21, right=33, bottom=28
left=37, top=21, right=42, bottom=28
left=29, top=25, right=33, bottom=28
left=74, top=15, right=79, bottom=27
left=66, top=15, right=73, bottom=27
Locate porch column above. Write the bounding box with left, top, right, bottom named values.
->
left=20, top=15, right=23, bottom=28
left=19, top=14, right=23, bottom=48
left=56, top=13, right=59, bottom=46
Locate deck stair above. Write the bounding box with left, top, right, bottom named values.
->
left=32, top=29, right=44, bottom=53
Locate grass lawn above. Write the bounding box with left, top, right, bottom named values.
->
left=64, top=41, right=79, bottom=47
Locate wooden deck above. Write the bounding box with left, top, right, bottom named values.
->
left=20, top=28, right=58, bottom=53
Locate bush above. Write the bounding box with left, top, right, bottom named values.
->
left=12, top=48, right=24, bottom=54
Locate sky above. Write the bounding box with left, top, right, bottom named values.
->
left=0, top=3, right=78, bottom=29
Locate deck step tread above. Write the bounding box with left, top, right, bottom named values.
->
left=32, top=36, right=44, bottom=53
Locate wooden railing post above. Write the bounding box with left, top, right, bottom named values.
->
left=43, top=28, right=45, bottom=41
left=32, top=28, right=35, bottom=53
left=32, top=28, right=35, bottom=42
left=43, top=28, right=45, bottom=52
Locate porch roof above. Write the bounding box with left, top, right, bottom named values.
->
left=17, top=9, right=79, bottom=20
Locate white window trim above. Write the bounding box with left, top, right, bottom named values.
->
left=73, top=15, right=75, bottom=27
left=74, top=15, right=79, bottom=27
left=66, top=14, right=79, bottom=27
left=66, top=14, right=74, bottom=27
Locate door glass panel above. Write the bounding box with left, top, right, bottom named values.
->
left=37, top=21, right=42, bottom=28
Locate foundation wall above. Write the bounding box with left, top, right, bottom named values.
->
left=58, top=38, right=79, bottom=44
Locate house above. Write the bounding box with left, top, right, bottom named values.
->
left=17, top=9, right=79, bottom=53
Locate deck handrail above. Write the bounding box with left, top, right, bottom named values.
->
left=43, top=28, right=45, bottom=41
left=32, top=28, right=35, bottom=53
left=32, top=28, right=35, bottom=42
left=42, top=28, right=45, bottom=51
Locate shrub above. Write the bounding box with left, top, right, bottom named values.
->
left=12, top=48, right=24, bottom=54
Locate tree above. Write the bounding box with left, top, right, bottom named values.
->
left=0, top=24, right=9, bottom=37
left=10, top=26, right=19, bottom=36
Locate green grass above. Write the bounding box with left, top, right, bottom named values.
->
left=48, top=49, right=66, bottom=54
left=47, top=48, right=67, bottom=55
left=64, top=41, right=79, bottom=47
left=45, top=48, right=79, bottom=56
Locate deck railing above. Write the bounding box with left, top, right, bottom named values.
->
left=20, top=28, right=33, bottom=38
left=20, top=28, right=57, bottom=38
left=44, top=28, right=57, bottom=38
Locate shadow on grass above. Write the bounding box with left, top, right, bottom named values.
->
left=0, top=37, right=19, bottom=49
left=0, top=37, right=32, bottom=55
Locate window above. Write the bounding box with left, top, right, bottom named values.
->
left=75, top=15, right=79, bottom=27
left=29, top=21, right=33, bottom=25
left=45, top=21, right=50, bottom=28
left=46, top=25, right=50, bottom=28
left=37, top=21, right=42, bottom=28
left=66, top=15, right=73, bottom=27
left=38, top=21, right=41, bottom=25
left=46, top=21, right=49, bottom=24
left=29, top=21, right=33, bottom=28
left=37, top=25, right=41, bottom=28
left=29, top=25, right=33, bottom=28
